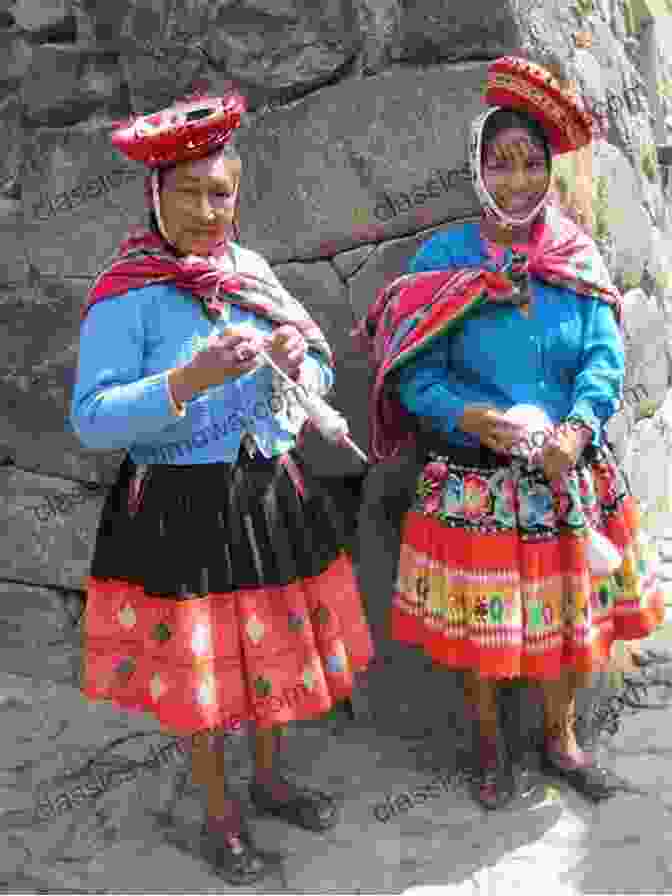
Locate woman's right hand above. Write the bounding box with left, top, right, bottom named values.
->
left=189, top=325, right=266, bottom=389
left=170, top=325, right=266, bottom=404
left=458, top=405, right=526, bottom=454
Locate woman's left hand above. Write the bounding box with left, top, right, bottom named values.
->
left=540, top=424, right=589, bottom=481
left=266, top=324, right=308, bottom=376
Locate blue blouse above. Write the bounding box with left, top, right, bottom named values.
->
left=395, top=222, right=624, bottom=450
left=69, top=243, right=334, bottom=465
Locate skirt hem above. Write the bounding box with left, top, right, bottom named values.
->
left=389, top=604, right=614, bottom=680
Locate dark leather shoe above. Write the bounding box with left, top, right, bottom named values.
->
left=540, top=749, right=613, bottom=802
left=250, top=776, right=338, bottom=831
left=471, top=763, right=515, bottom=810
left=201, top=816, right=268, bottom=885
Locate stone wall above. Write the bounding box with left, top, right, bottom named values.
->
left=1, top=0, right=671, bottom=740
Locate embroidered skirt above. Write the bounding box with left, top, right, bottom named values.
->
left=81, top=445, right=374, bottom=736
left=391, top=439, right=664, bottom=681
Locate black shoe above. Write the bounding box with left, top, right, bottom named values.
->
left=201, top=816, right=268, bottom=885
left=471, top=763, right=516, bottom=810
left=539, top=748, right=613, bottom=802
left=470, top=736, right=516, bottom=811
left=250, top=776, right=339, bottom=831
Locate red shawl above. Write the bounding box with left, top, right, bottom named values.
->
left=352, top=204, right=624, bottom=463
left=82, top=228, right=333, bottom=368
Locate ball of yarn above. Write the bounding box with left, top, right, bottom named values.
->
left=502, top=404, right=554, bottom=464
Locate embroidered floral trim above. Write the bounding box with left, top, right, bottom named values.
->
left=412, top=446, right=629, bottom=536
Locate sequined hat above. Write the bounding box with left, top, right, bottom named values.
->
left=110, top=88, right=246, bottom=168
left=484, top=56, right=593, bottom=155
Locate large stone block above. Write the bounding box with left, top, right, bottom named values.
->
left=0, top=467, right=107, bottom=591
left=623, top=416, right=672, bottom=519
left=21, top=122, right=147, bottom=279
left=119, top=47, right=209, bottom=117
left=77, top=0, right=133, bottom=43
left=0, top=278, right=124, bottom=484
left=346, top=220, right=477, bottom=320
left=592, top=140, right=651, bottom=286
left=235, top=61, right=489, bottom=263
left=583, top=18, right=634, bottom=104
left=274, top=260, right=354, bottom=350
left=200, top=0, right=361, bottom=93
left=21, top=46, right=126, bottom=128
left=621, top=288, right=671, bottom=406
left=511, top=0, right=579, bottom=73
left=0, top=29, right=32, bottom=85
left=357, top=0, right=403, bottom=76
left=11, top=0, right=70, bottom=31
left=331, top=244, right=376, bottom=280
left=393, top=0, right=520, bottom=63
left=0, top=583, right=80, bottom=684
left=0, top=93, right=22, bottom=193
left=118, top=0, right=361, bottom=113
left=0, top=208, right=28, bottom=285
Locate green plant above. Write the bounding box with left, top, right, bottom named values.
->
left=655, top=270, right=672, bottom=292
left=593, top=175, right=610, bottom=243
left=655, top=495, right=672, bottom=513
left=620, top=269, right=642, bottom=291
left=636, top=397, right=661, bottom=421
left=658, top=78, right=672, bottom=100
left=641, top=144, right=658, bottom=183
left=573, top=0, right=594, bottom=19
left=352, top=207, right=370, bottom=226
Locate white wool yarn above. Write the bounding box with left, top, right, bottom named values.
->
left=503, top=404, right=622, bottom=575
left=293, top=389, right=349, bottom=441
left=502, top=403, right=554, bottom=464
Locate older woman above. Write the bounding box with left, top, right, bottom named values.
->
left=71, top=90, right=373, bottom=883
left=354, top=57, right=664, bottom=809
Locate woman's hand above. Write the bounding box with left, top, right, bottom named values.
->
left=265, top=324, right=307, bottom=377
left=540, top=423, right=590, bottom=481
left=458, top=405, right=526, bottom=454
left=171, top=325, right=266, bottom=402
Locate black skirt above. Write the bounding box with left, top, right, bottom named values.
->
left=90, top=445, right=347, bottom=595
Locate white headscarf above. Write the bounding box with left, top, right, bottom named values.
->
left=468, top=106, right=554, bottom=229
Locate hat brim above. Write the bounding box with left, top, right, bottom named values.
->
left=111, top=95, right=245, bottom=168
left=485, top=58, right=593, bottom=155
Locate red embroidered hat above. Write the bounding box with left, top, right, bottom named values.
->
left=484, top=56, right=593, bottom=154
left=110, top=88, right=247, bottom=168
